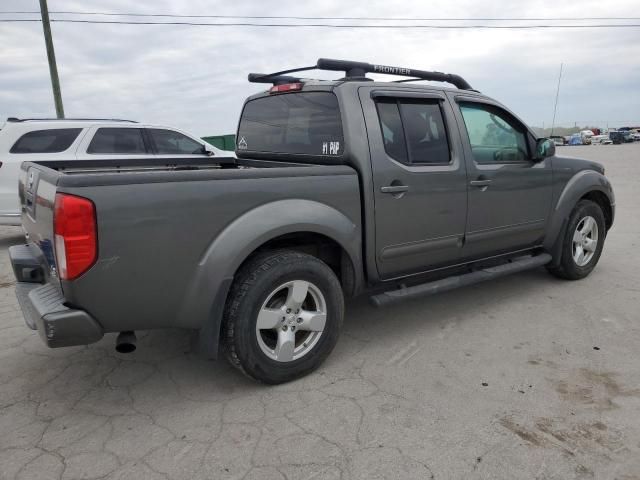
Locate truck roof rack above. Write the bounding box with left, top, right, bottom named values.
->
left=6, top=117, right=138, bottom=123
left=247, top=73, right=310, bottom=85
left=248, top=58, right=473, bottom=90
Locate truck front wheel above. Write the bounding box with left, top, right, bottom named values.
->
left=547, top=199, right=606, bottom=280
left=223, top=250, right=344, bottom=384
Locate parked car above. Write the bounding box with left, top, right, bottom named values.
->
left=609, top=131, right=634, bottom=144
left=550, top=135, right=566, bottom=146
left=10, top=59, right=614, bottom=384
left=592, top=135, right=613, bottom=145
left=0, top=118, right=223, bottom=225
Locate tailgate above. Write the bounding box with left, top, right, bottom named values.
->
left=10, top=162, right=103, bottom=347
left=18, top=163, right=61, bottom=287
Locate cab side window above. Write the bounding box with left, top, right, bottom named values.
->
left=376, top=100, right=408, bottom=162
left=375, top=98, right=451, bottom=165
left=459, top=103, right=529, bottom=163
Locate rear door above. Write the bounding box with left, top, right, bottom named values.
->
left=450, top=95, right=553, bottom=259
left=359, top=87, right=468, bottom=279
left=76, top=126, right=152, bottom=160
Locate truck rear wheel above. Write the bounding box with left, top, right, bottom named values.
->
left=547, top=199, right=606, bottom=280
left=223, top=250, right=344, bottom=384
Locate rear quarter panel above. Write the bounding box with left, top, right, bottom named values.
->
left=59, top=166, right=362, bottom=333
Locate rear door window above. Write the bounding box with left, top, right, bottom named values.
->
left=375, top=98, right=451, bottom=165
left=376, top=101, right=408, bottom=162
left=401, top=102, right=450, bottom=165
left=87, top=128, right=147, bottom=154
left=237, top=92, right=344, bottom=157
left=148, top=128, right=205, bottom=155
left=10, top=128, right=82, bottom=154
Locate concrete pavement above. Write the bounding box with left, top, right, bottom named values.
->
left=1, top=144, right=639, bottom=479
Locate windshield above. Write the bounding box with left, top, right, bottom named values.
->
left=237, top=92, right=344, bottom=157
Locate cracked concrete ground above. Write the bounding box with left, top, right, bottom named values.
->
left=1, top=144, right=640, bottom=479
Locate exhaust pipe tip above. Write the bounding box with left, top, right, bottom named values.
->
left=115, top=331, right=137, bottom=353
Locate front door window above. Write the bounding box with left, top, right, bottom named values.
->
left=459, top=103, right=529, bottom=163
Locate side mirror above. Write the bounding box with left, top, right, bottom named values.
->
left=535, top=138, right=555, bottom=161
left=202, top=144, right=215, bottom=156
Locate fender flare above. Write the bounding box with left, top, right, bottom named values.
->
left=180, top=199, right=363, bottom=358
left=544, top=170, right=615, bottom=260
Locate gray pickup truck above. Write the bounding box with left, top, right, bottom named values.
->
left=10, top=59, right=614, bottom=384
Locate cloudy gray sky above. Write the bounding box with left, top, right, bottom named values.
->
left=1, top=0, right=639, bottom=136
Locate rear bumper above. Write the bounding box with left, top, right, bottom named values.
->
left=10, top=245, right=103, bottom=348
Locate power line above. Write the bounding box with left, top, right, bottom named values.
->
left=2, top=11, right=640, bottom=21
left=1, top=19, right=639, bottom=29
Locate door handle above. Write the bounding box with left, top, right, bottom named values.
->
left=381, top=185, right=409, bottom=194
left=469, top=179, right=492, bottom=187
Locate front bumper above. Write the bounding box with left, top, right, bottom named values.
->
left=10, top=245, right=103, bottom=348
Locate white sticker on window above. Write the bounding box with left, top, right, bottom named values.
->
left=238, top=136, right=248, bottom=150
left=322, top=141, right=340, bottom=155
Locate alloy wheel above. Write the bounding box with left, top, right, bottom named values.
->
left=255, top=280, right=327, bottom=362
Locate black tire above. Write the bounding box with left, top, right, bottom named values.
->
left=547, top=200, right=606, bottom=280
left=223, top=250, right=344, bottom=384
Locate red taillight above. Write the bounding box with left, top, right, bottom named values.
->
left=269, top=82, right=303, bottom=93
left=54, top=193, right=97, bottom=280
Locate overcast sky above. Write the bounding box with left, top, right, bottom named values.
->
left=1, top=0, right=638, bottom=136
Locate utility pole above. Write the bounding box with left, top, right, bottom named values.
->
left=39, top=0, right=64, bottom=118
left=550, top=62, right=563, bottom=137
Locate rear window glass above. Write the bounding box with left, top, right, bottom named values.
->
left=10, top=128, right=81, bottom=154
left=237, top=92, right=344, bottom=157
left=87, top=128, right=147, bottom=154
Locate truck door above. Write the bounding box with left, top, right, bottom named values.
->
left=450, top=95, right=553, bottom=259
left=359, top=88, right=468, bottom=279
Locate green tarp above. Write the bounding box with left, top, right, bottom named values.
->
left=202, top=134, right=236, bottom=151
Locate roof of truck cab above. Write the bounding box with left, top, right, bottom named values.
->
left=245, top=79, right=486, bottom=102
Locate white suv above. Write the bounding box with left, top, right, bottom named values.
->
left=0, top=118, right=225, bottom=225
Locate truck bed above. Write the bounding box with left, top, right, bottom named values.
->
left=30, top=156, right=342, bottom=186
left=16, top=157, right=361, bottom=347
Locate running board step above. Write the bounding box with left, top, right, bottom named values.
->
left=370, top=253, right=552, bottom=308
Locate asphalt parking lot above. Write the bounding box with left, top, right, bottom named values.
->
left=1, top=144, right=639, bottom=480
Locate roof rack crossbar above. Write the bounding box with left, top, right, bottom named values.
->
left=247, top=73, right=304, bottom=85
left=248, top=58, right=473, bottom=90
left=248, top=65, right=316, bottom=85
left=316, top=58, right=473, bottom=90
